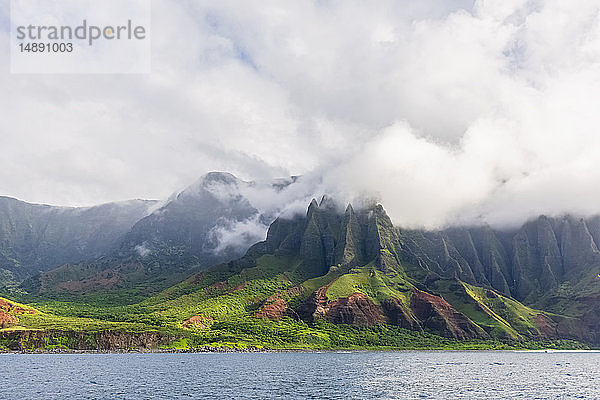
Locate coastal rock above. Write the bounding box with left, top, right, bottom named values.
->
left=0, top=298, right=35, bottom=314
left=298, top=286, right=384, bottom=326
left=255, top=298, right=292, bottom=320
left=533, top=314, right=559, bottom=338
left=323, top=293, right=384, bottom=325
left=0, top=329, right=172, bottom=351
left=381, top=297, right=418, bottom=329
left=410, top=289, right=488, bottom=339
left=0, top=311, right=18, bottom=328
left=182, top=315, right=213, bottom=329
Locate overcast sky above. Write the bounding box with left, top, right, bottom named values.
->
left=2, top=0, right=600, bottom=228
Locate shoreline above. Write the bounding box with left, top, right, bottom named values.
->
left=2, top=347, right=599, bottom=355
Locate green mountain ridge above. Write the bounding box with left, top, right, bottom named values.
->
left=2, top=174, right=600, bottom=350
left=2, top=198, right=589, bottom=351
left=399, top=215, right=600, bottom=343
left=156, top=198, right=572, bottom=343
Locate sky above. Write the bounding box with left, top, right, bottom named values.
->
left=2, top=0, right=600, bottom=228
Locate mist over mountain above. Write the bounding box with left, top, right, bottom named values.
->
left=17, top=172, right=316, bottom=294
left=129, top=196, right=600, bottom=345
left=3, top=171, right=600, bottom=348
left=7, top=170, right=600, bottom=299
left=0, top=197, right=157, bottom=287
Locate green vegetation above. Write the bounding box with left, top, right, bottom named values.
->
left=428, top=279, right=555, bottom=340
left=0, top=259, right=593, bottom=352
left=183, top=317, right=587, bottom=350
left=324, top=265, right=412, bottom=306
left=0, top=297, right=158, bottom=334
left=2, top=201, right=598, bottom=352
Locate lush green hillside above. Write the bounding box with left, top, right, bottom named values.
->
left=3, top=198, right=592, bottom=351
left=9, top=174, right=600, bottom=349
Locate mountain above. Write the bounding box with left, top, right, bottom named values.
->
left=398, top=216, right=600, bottom=302
left=141, top=198, right=579, bottom=345
left=3, top=171, right=600, bottom=349
left=399, top=215, right=600, bottom=343
left=0, top=196, right=157, bottom=288
left=2, top=196, right=595, bottom=350
left=22, top=172, right=298, bottom=296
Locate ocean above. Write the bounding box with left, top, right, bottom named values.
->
left=1, top=350, right=598, bottom=399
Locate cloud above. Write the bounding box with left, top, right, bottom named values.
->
left=206, top=214, right=267, bottom=255
left=198, top=174, right=326, bottom=253
left=134, top=242, right=152, bottom=258
left=2, top=0, right=600, bottom=229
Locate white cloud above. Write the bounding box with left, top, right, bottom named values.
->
left=2, top=0, right=600, bottom=229
left=134, top=242, right=152, bottom=257
left=206, top=214, right=268, bottom=255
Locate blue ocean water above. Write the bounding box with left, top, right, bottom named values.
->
left=1, top=351, right=598, bottom=399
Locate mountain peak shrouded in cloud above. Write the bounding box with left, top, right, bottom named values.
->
left=3, top=0, right=600, bottom=228
left=139, top=171, right=319, bottom=256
